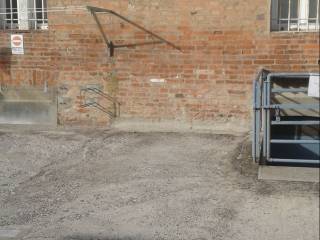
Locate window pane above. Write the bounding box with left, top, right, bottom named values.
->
left=279, top=0, right=289, bottom=19
left=5, top=0, right=11, bottom=8
left=271, top=0, right=279, bottom=30
left=11, top=0, right=18, bottom=23
left=309, top=0, right=318, bottom=18
left=43, top=0, right=48, bottom=21
left=5, top=0, right=11, bottom=22
left=291, top=0, right=299, bottom=18
left=36, top=0, right=43, bottom=22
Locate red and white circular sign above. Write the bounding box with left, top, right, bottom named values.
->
left=11, top=34, right=24, bottom=54
left=12, top=35, right=23, bottom=47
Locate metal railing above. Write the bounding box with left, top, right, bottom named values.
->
left=252, top=71, right=320, bottom=166
left=80, top=87, right=120, bottom=119
left=271, top=18, right=320, bottom=32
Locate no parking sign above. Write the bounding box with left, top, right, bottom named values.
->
left=11, top=34, right=24, bottom=55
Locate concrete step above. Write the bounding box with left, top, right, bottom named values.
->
left=259, top=165, right=320, bottom=182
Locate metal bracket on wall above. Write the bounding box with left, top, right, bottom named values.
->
left=87, top=6, right=182, bottom=57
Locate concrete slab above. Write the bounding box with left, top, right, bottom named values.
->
left=259, top=166, right=320, bottom=182
left=0, top=229, right=20, bottom=239
left=0, top=87, right=57, bottom=126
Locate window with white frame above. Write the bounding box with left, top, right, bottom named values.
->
left=0, top=0, right=48, bottom=30
left=271, top=0, right=320, bottom=31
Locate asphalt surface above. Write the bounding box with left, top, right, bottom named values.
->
left=0, top=128, right=319, bottom=240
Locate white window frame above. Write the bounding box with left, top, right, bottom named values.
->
left=271, top=0, right=320, bottom=32
left=0, top=0, right=48, bottom=30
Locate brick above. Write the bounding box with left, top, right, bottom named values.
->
left=0, top=0, right=318, bottom=126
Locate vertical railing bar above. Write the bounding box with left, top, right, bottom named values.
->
left=315, top=0, right=320, bottom=30
left=34, top=0, right=36, bottom=29
left=316, top=0, right=320, bottom=30
left=317, top=0, right=319, bottom=30
left=266, top=78, right=271, bottom=160
left=252, top=81, right=257, bottom=162
left=275, top=1, right=278, bottom=31
left=298, top=0, right=300, bottom=31
left=307, top=0, right=309, bottom=30
left=263, top=81, right=267, bottom=158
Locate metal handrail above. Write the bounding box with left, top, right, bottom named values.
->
left=81, top=101, right=115, bottom=118
left=81, top=87, right=116, bottom=102
left=80, top=87, right=120, bottom=118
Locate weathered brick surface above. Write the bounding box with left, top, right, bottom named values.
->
left=0, top=0, right=319, bottom=127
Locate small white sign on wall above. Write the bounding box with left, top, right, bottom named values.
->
left=150, top=79, right=166, bottom=83
left=11, top=34, right=24, bottom=55
left=308, top=75, right=320, bottom=98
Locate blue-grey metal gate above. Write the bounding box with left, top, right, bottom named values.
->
left=252, top=70, right=320, bottom=166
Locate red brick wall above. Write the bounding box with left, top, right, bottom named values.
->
left=0, top=0, right=319, bottom=127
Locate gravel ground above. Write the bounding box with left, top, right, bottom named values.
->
left=0, top=128, right=319, bottom=240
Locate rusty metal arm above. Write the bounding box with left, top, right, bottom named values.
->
left=87, top=6, right=181, bottom=56
left=91, top=10, right=111, bottom=48
left=113, top=40, right=164, bottom=48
